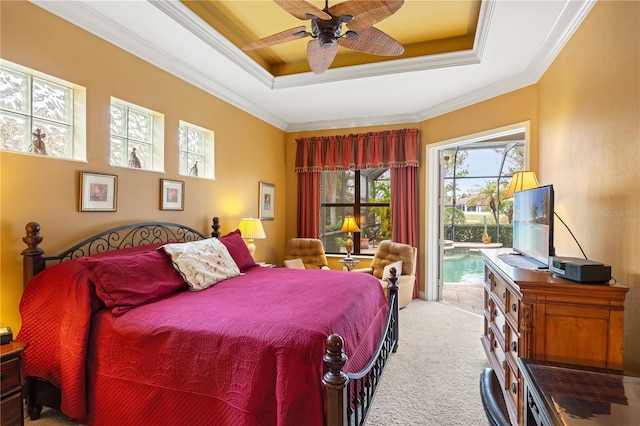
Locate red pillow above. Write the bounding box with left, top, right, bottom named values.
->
left=219, top=229, right=257, bottom=272
left=80, top=249, right=186, bottom=316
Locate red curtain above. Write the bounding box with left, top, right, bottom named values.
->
left=295, top=129, right=420, bottom=296
left=295, top=129, right=419, bottom=172
left=297, top=172, right=320, bottom=238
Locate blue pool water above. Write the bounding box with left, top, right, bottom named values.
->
left=443, top=252, right=485, bottom=283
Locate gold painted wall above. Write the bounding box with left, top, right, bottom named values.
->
left=0, top=1, right=286, bottom=332
left=537, top=0, right=639, bottom=371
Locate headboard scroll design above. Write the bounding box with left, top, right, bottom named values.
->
left=50, top=222, right=208, bottom=263
left=22, top=220, right=213, bottom=286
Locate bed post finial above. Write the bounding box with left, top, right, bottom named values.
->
left=323, top=334, right=348, bottom=426
left=211, top=217, right=221, bottom=238
left=387, top=268, right=400, bottom=352
left=22, top=222, right=45, bottom=287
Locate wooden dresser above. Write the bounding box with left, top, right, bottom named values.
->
left=480, top=249, right=628, bottom=426
left=1, top=341, right=27, bottom=426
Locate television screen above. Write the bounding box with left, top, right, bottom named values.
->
left=512, top=185, right=555, bottom=265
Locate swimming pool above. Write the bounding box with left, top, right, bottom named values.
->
left=443, top=252, right=485, bottom=283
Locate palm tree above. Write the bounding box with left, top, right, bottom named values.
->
left=468, top=181, right=499, bottom=225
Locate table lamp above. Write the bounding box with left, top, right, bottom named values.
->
left=237, top=217, right=266, bottom=258
left=340, top=215, right=360, bottom=259
left=504, top=171, right=540, bottom=200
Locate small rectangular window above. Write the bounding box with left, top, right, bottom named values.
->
left=178, top=121, right=214, bottom=179
left=110, top=98, right=164, bottom=171
left=0, top=61, right=85, bottom=160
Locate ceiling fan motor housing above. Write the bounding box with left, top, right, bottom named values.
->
left=310, top=13, right=355, bottom=48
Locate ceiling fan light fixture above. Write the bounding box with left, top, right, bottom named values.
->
left=318, top=34, right=337, bottom=48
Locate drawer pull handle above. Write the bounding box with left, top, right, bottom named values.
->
left=511, top=341, right=517, bottom=352
left=502, top=361, right=506, bottom=369
left=511, top=383, right=517, bottom=394
left=512, top=303, right=517, bottom=312
left=502, top=292, right=506, bottom=299
left=493, top=340, right=498, bottom=348
left=502, top=325, right=505, bottom=333
left=492, top=309, right=497, bottom=317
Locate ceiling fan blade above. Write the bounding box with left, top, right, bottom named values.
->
left=307, top=40, right=339, bottom=74
left=243, top=26, right=308, bottom=50
left=329, top=0, right=404, bottom=31
left=274, top=0, right=331, bottom=20
left=338, top=26, right=404, bottom=56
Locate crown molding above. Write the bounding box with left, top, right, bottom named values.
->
left=526, top=0, right=597, bottom=81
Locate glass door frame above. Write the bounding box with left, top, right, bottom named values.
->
left=425, top=121, right=532, bottom=301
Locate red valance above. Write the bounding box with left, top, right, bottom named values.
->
left=295, top=128, right=419, bottom=172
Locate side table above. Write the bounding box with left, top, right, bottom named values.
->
left=339, top=257, right=360, bottom=271
left=1, top=341, right=27, bottom=426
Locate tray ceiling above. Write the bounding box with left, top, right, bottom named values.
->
left=29, top=0, right=596, bottom=131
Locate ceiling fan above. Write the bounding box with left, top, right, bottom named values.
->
left=243, top=0, right=405, bottom=74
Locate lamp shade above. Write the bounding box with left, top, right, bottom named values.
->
left=340, top=215, right=361, bottom=233
left=504, top=171, right=540, bottom=200
left=237, top=218, right=266, bottom=240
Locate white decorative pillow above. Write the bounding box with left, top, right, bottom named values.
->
left=284, top=258, right=305, bottom=269
left=382, top=260, right=403, bottom=282
left=160, top=238, right=240, bottom=291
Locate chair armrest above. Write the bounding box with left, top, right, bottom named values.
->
left=350, top=267, right=373, bottom=274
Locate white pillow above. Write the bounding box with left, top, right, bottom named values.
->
left=284, top=258, right=306, bottom=269
left=382, top=260, right=403, bottom=282
left=161, top=238, right=240, bottom=291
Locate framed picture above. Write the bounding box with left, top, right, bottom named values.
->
left=160, top=179, right=185, bottom=211
left=259, top=181, right=275, bottom=220
left=80, top=172, right=117, bottom=212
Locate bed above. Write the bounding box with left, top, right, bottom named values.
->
left=18, top=218, right=399, bottom=426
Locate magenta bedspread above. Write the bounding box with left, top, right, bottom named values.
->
left=19, top=252, right=388, bottom=426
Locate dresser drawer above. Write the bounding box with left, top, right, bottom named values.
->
left=0, top=357, right=20, bottom=392
left=0, top=391, right=22, bottom=426
left=492, top=304, right=506, bottom=338
left=505, top=291, right=520, bottom=325
left=506, top=366, right=520, bottom=410
left=487, top=269, right=506, bottom=304
left=492, top=334, right=506, bottom=370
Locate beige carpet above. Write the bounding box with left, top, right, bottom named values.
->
left=367, top=300, right=489, bottom=425
left=25, top=301, right=488, bottom=426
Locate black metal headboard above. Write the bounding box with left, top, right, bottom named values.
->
left=22, top=217, right=220, bottom=286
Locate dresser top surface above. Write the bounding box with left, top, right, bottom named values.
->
left=520, top=358, right=640, bottom=425
left=480, top=248, right=628, bottom=294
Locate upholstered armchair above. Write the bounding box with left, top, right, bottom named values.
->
left=352, top=240, right=417, bottom=308
left=284, top=238, right=330, bottom=270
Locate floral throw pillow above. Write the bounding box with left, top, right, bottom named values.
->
left=160, top=238, right=240, bottom=291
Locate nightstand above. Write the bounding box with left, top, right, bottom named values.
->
left=1, top=341, right=27, bottom=426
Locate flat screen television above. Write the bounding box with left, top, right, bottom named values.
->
left=512, top=185, right=555, bottom=266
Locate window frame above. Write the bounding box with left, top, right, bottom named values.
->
left=109, top=97, right=164, bottom=172
left=178, top=120, right=215, bottom=180
left=0, top=60, right=86, bottom=161
left=320, top=169, right=391, bottom=256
